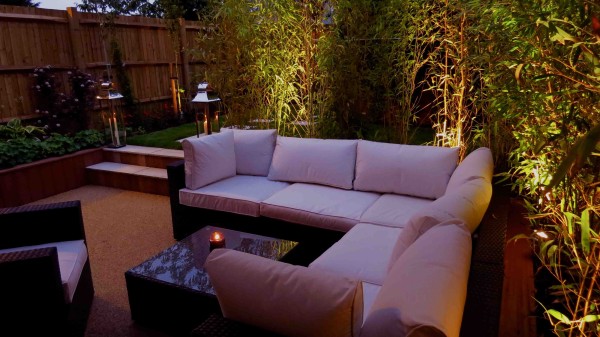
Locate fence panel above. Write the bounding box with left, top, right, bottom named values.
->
left=0, top=5, right=205, bottom=123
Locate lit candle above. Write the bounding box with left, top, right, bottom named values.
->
left=209, top=231, right=225, bottom=250
left=113, top=117, right=121, bottom=146
left=203, top=120, right=208, bottom=135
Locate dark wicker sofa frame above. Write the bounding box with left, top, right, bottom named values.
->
left=0, top=201, right=95, bottom=336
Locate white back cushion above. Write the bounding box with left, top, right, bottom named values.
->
left=446, top=147, right=493, bottom=192
left=354, top=140, right=459, bottom=199
left=387, top=218, right=466, bottom=273
left=182, top=132, right=236, bottom=190
left=206, top=249, right=363, bottom=337
left=361, top=224, right=472, bottom=337
left=222, top=128, right=277, bottom=176
left=267, top=137, right=358, bottom=189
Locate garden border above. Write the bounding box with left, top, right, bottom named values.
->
left=0, top=147, right=103, bottom=208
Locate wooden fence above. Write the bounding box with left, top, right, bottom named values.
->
left=0, top=5, right=206, bottom=122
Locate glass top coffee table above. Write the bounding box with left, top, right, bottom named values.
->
left=125, top=226, right=298, bottom=336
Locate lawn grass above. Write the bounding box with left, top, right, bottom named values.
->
left=127, top=122, right=435, bottom=149
left=127, top=123, right=198, bottom=149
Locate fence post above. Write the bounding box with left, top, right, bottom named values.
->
left=179, top=18, right=191, bottom=103
left=67, top=7, right=86, bottom=71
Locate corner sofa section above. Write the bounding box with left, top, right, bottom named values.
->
left=168, top=129, right=494, bottom=336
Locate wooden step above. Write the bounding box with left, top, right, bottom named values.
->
left=86, top=162, right=169, bottom=196
left=103, top=145, right=183, bottom=169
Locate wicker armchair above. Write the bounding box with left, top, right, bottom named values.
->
left=0, top=201, right=94, bottom=336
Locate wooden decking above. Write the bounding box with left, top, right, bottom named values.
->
left=499, top=199, right=537, bottom=337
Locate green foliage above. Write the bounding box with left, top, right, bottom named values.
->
left=484, top=0, right=600, bottom=335
left=0, top=129, right=105, bottom=169
left=0, top=0, right=39, bottom=6
left=196, top=0, right=437, bottom=141
left=128, top=122, right=198, bottom=149
left=0, top=119, right=45, bottom=140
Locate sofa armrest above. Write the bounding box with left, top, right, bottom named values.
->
left=0, top=247, right=68, bottom=334
left=206, top=249, right=363, bottom=337
left=0, top=201, right=85, bottom=249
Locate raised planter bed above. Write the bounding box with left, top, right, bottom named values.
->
left=0, top=148, right=103, bottom=208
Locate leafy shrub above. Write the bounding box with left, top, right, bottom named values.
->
left=0, top=129, right=105, bottom=169
left=0, top=118, right=45, bottom=140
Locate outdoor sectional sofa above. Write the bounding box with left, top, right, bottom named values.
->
left=167, top=129, right=494, bottom=337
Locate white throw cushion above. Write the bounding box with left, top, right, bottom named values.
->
left=260, top=183, right=380, bottom=232
left=360, top=194, right=433, bottom=228
left=182, top=132, right=236, bottom=190
left=387, top=218, right=467, bottom=273
left=446, top=147, right=494, bottom=192
left=206, top=249, right=363, bottom=337
left=179, top=175, right=290, bottom=217
left=354, top=140, right=459, bottom=199
left=362, top=224, right=472, bottom=337
left=222, top=129, right=277, bottom=176
left=309, top=223, right=401, bottom=285
left=267, top=137, right=358, bottom=189
left=0, top=240, right=88, bottom=303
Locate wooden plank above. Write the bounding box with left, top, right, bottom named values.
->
left=79, top=18, right=168, bottom=29
left=498, top=199, right=537, bottom=337
left=0, top=12, right=68, bottom=24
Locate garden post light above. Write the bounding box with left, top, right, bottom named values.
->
left=97, top=81, right=126, bottom=148
left=192, top=82, right=220, bottom=137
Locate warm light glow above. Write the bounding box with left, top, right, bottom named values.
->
left=210, top=231, right=224, bottom=242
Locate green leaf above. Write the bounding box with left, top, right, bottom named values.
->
left=547, top=309, right=571, bottom=324
left=547, top=124, right=600, bottom=189
left=582, top=314, right=600, bottom=323
left=580, top=209, right=590, bottom=254
left=550, top=27, right=576, bottom=44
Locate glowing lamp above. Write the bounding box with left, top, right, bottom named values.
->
left=192, top=82, right=221, bottom=137
left=97, top=81, right=126, bottom=148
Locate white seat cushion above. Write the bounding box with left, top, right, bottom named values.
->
left=360, top=194, right=433, bottom=228
left=182, top=131, right=236, bottom=189
left=179, top=175, right=290, bottom=217
left=354, top=140, right=459, bottom=199
left=267, top=137, right=358, bottom=189
left=0, top=240, right=88, bottom=303
left=260, top=183, right=380, bottom=232
left=309, top=223, right=401, bottom=285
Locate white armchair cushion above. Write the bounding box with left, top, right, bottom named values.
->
left=354, top=140, right=459, bottom=199
left=206, top=249, right=363, bottom=337
left=446, top=147, right=493, bottom=192
left=0, top=240, right=88, bottom=303
left=182, top=132, right=236, bottom=190
left=362, top=224, right=472, bottom=337
left=267, top=137, right=358, bottom=189
left=222, top=128, right=278, bottom=176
